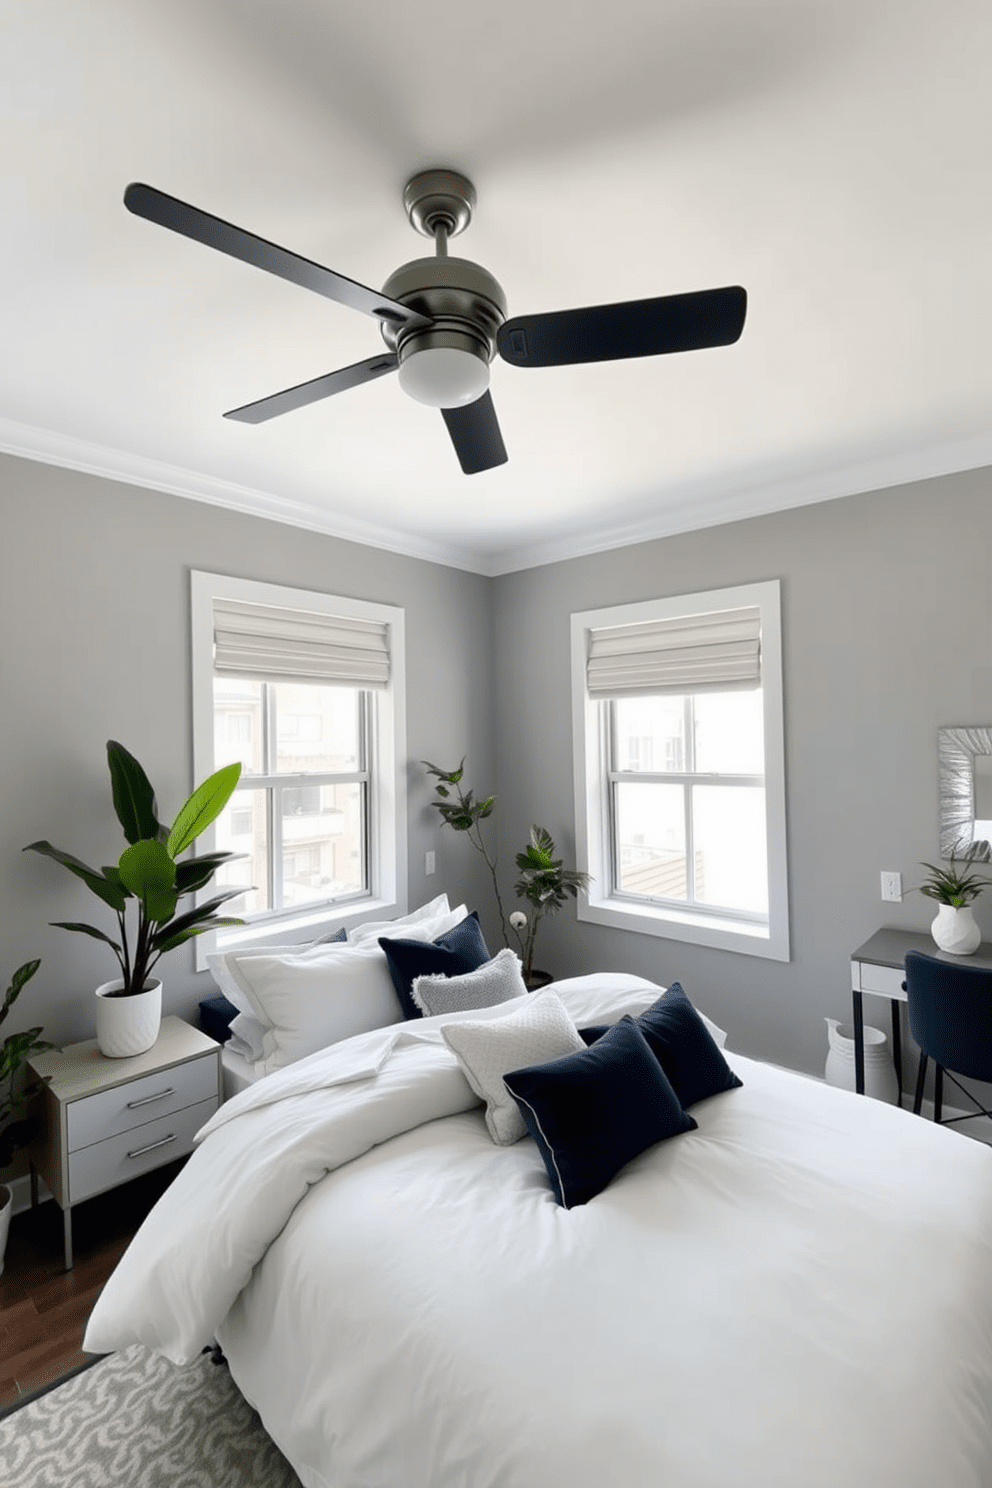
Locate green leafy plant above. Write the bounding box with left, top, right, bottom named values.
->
left=509, top=826, right=591, bottom=978
left=422, top=758, right=511, bottom=944
left=0, top=960, right=53, bottom=1168
left=915, top=851, right=992, bottom=908
left=25, top=741, right=246, bottom=997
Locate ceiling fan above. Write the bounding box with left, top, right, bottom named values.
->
left=123, top=169, right=747, bottom=476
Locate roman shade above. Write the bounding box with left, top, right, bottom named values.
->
left=585, top=605, right=761, bottom=698
left=213, top=598, right=390, bottom=688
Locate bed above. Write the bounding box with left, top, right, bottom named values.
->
left=84, top=912, right=992, bottom=1488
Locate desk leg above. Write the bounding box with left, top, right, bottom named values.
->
left=63, top=1208, right=73, bottom=1272
left=890, top=1000, right=903, bottom=1106
left=852, top=988, right=865, bottom=1095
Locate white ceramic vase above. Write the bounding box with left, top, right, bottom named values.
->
left=95, top=977, right=162, bottom=1058
left=824, top=1018, right=899, bottom=1103
left=0, top=1182, right=12, bottom=1278
left=930, top=903, right=982, bottom=956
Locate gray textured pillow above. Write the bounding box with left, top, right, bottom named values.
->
left=440, top=987, right=586, bottom=1144
left=411, top=948, right=526, bottom=1017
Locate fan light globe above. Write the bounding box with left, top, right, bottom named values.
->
left=397, top=347, right=490, bottom=408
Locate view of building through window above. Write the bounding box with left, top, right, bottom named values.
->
left=610, top=690, right=768, bottom=917
left=210, top=678, right=367, bottom=917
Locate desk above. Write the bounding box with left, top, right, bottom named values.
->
left=851, top=929, right=992, bottom=1100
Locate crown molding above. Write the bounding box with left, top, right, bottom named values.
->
left=0, top=417, right=491, bottom=574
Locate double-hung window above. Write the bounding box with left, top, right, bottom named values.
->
left=191, top=572, right=406, bottom=958
left=572, top=580, right=789, bottom=960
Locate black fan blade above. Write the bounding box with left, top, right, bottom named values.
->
left=224, top=355, right=398, bottom=423
left=124, top=183, right=430, bottom=332
left=441, top=392, right=508, bottom=475
left=497, top=286, right=747, bottom=368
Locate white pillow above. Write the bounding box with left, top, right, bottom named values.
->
left=440, top=988, right=586, bottom=1145
left=411, top=949, right=526, bottom=1018
left=206, top=939, right=330, bottom=1020
left=227, top=1011, right=267, bottom=1062
left=222, top=941, right=404, bottom=1073
left=347, top=894, right=453, bottom=946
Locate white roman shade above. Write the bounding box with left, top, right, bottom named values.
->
left=213, top=598, right=390, bottom=688
left=586, top=606, right=761, bottom=698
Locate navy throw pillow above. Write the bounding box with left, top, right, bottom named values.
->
left=199, top=992, right=238, bottom=1044
left=579, top=981, right=742, bottom=1108
left=503, top=1016, right=697, bottom=1209
left=379, top=911, right=491, bottom=1020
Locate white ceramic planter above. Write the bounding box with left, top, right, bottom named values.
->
left=824, top=1018, right=899, bottom=1103
left=95, top=978, right=162, bottom=1058
left=0, top=1182, right=13, bottom=1278
left=930, top=903, right=982, bottom=956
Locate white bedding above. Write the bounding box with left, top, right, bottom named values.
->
left=86, top=974, right=992, bottom=1488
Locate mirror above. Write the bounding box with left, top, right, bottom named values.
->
left=938, top=726, right=992, bottom=861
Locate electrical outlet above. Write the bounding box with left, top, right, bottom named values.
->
left=425, top=850, right=436, bottom=876
left=880, top=871, right=902, bottom=903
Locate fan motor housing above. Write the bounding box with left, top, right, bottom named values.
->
left=379, top=256, right=507, bottom=367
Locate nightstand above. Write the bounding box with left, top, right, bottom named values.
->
left=26, top=1016, right=221, bottom=1269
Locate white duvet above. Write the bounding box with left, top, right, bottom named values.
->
left=85, top=974, right=992, bottom=1488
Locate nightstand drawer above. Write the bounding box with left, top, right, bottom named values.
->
left=68, top=1094, right=218, bottom=1203
left=856, top=960, right=908, bottom=999
left=67, top=1054, right=218, bottom=1152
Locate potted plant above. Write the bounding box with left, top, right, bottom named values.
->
left=1, top=958, right=52, bottom=1275
left=25, top=741, right=245, bottom=1057
left=915, top=851, right=992, bottom=955
left=509, top=827, right=591, bottom=989
left=422, top=759, right=512, bottom=944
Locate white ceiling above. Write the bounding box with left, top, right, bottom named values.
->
left=3, top=0, right=991, bottom=575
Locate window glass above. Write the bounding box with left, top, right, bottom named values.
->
left=213, top=788, right=271, bottom=915
left=614, top=696, right=685, bottom=772
left=615, top=782, right=687, bottom=899
left=693, top=691, right=764, bottom=774
left=273, top=683, right=360, bottom=774
left=214, top=679, right=263, bottom=774
left=692, top=785, right=768, bottom=913
left=279, top=781, right=364, bottom=905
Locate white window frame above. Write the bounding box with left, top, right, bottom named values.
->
left=571, top=579, right=789, bottom=962
left=190, top=570, right=407, bottom=965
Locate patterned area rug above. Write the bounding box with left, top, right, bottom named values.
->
left=0, top=1344, right=303, bottom=1487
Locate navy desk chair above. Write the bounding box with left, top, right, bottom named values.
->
left=904, top=950, right=992, bottom=1125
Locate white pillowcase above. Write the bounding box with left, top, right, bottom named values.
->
left=440, top=988, right=586, bottom=1145
left=346, top=894, right=454, bottom=946
left=222, top=940, right=404, bottom=1074
left=411, top=948, right=527, bottom=1018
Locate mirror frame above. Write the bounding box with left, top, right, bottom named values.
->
left=938, top=725, right=992, bottom=860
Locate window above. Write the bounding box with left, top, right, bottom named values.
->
left=571, top=580, right=788, bottom=961
left=191, top=572, right=406, bottom=958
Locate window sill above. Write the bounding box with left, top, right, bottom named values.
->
left=578, top=895, right=789, bottom=962
left=195, top=895, right=403, bottom=969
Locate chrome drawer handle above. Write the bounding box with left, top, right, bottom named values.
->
left=126, top=1133, right=177, bottom=1160
left=126, top=1086, right=175, bottom=1110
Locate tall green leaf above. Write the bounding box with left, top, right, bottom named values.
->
left=149, top=891, right=245, bottom=949
left=106, top=740, right=163, bottom=845
left=118, top=839, right=178, bottom=923
left=153, top=919, right=244, bottom=956
left=174, top=850, right=240, bottom=895
left=167, top=763, right=242, bottom=858
left=23, top=842, right=128, bottom=911
left=0, top=959, right=40, bottom=1027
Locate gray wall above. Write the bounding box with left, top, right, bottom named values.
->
left=0, top=453, right=496, bottom=1048
left=4, top=449, right=991, bottom=1099
left=491, top=465, right=992, bottom=1081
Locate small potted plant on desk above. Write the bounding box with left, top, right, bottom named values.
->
left=916, top=850, right=992, bottom=956
left=509, top=827, right=591, bottom=990
left=0, top=958, right=52, bottom=1275
left=25, top=741, right=246, bottom=1058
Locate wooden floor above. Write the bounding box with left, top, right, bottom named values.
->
left=0, top=1159, right=185, bottom=1408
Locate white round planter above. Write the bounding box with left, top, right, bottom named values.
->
left=930, top=903, right=982, bottom=956
left=95, top=978, right=162, bottom=1058
left=824, top=1018, right=899, bottom=1103
left=0, top=1182, right=13, bottom=1278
